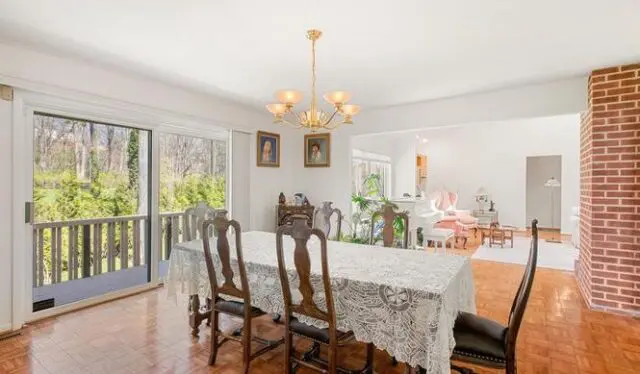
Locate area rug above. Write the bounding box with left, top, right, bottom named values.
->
left=471, top=236, right=578, bottom=271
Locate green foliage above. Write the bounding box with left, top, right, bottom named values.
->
left=127, top=130, right=139, bottom=190
left=362, top=173, right=383, bottom=197
left=160, top=174, right=226, bottom=212
left=342, top=180, right=407, bottom=246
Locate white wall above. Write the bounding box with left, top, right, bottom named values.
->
left=424, top=115, right=579, bottom=232
left=249, top=127, right=300, bottom=231
left=393, top=140, right=416, bottom=197
left=0, top=97, right=13, bottom=332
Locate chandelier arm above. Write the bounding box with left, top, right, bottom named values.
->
left=321, top=108, right=341, bottom=127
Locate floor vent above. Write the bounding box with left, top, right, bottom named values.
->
left=33, top=298, right=55, bottom=312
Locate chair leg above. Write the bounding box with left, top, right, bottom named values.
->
left=242, top=317, right=252, bottom=374
left=284, top=332, right=293, bottom=374
left=365, top=343, right=374, bottom=374
left=208, top=311, right=219, bottom=366
left=391, top=356, right=398, bottom=366
left=328, top=343, right=338, bottom=374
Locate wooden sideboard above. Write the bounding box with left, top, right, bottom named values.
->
left=276, top=204, right=315, bottom=229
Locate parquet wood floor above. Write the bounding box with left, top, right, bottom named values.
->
left=1, top=234, right=638, bottom=373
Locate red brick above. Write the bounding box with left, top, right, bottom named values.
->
left=607, top=146, right=636, bottom=153
left=620, top=214, right=640, bottom=220
left=593, top=67, right=621, bottom=75
left=607, top=87, right=636, bottom=96
left=619, top=123, right=640, bottom=131
left=607, top=220, right=636, bottom=228
left=607, top=117, right=638, bottom=125
left=606, top=176, right=635, bottom=183
left=621, top=78, right=640, bottom=87
left=593, top=285, right=619, bottom=293
left=620, top=274, right=640, bottom=282
left=593, top=96, right=619, bottom=105
left=606, top=161, right=635, bottom=169
left=622, top=93, right=640, bottom=101
left=592, top=270, right=619, bottom=280
left=620, top=289, right=640, bottom=298
left=621, top=108, right=640, bottom=116
left=593, top=140, right=620, bottom=147
left=608, top=72, right=637, bottom=81
left=606, top=191, right=636, bottom=198
left=605, top=294, right=635, bottom=304
left=594, top=110, right=621, bottom=119
left=606, top=249, right=635, bottom=258
left=606, top=279, right=636, bottom=289
left=621, top=64, right=640, bottom=71
left=593, top=154, right=619, bottom=162
left=607, top=101, right=636, bottom=110
left=620, top=138, right=640, bottom=146
left=606, top=130, right=636, bottom=137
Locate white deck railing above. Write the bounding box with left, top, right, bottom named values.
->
left=33, top=211, right=188, bottom=287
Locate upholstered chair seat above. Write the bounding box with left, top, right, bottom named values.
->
left=452, top=312, right=507, bottom=368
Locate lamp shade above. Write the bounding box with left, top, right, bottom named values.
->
left=544, top=177, right=561, bottom=187
left=323, top=91, right=352, bottom=105
left=266, top=103, right=288, bottom=115
left=275, top=90, right=303, bottom=105
left=474, top=187, right=488, bottom=196
left=340, top=104, right=360, bottom=116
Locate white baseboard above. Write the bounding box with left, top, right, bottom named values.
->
left=0, top=323, right=12, bottom=334
left=28, top=282, right=159, bottom=323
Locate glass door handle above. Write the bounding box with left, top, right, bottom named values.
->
left=25, top=201, right=34, bottom=224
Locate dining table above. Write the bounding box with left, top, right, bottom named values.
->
left=166, top=231, right=476, bottom=374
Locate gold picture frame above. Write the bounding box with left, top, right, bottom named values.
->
left=256, top=130, right=280, bottom=167
left=304, top=133, right=331, bottom=167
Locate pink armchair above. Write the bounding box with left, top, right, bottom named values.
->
left=430, top=189, right=478, bottom=248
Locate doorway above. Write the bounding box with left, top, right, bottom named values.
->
left=526, top=155, right=562, bottom=231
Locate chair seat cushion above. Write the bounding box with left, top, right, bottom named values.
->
left=289, top=318, right=352, bottom=344
left=215, top=300, right=263, bottom=317
left=453, top=311, right=507, bottom=362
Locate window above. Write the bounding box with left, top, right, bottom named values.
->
left=352, top=149, right=392, bottom=198
left=158, top=132, right=228, bottom=212
left=158, top=132, right=229, bottom=275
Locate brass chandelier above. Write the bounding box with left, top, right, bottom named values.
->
left=266, top=29, right=360, bottom=131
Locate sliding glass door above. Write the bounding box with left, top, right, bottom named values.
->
left=31, top=112, right=152, bottom=311
left=157, top=131, right=228, bottom=278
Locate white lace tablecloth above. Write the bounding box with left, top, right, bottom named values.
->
left=166, top=231, right=476, bottom=373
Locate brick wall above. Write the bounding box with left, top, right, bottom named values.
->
left=579, top=63, right=640, bottom=315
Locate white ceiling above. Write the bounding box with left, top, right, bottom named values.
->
left=0, top=0, right=639, bottom=109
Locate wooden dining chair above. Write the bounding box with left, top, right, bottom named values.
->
left=185, top=202, right=225, bottom=241
left=313, top=201, right=343, bottom=240
left=202, top=215, right=283, bottom=373
left=450, top=219, right=540, bottom=374
left=276, top=216, right=374, bottom=374
left=369, top=202, right=409, bottom=249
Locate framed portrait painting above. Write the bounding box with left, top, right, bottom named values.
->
left=304, top=133, right=331, bottom=167
left=256, top=130, right=280, bottom=167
